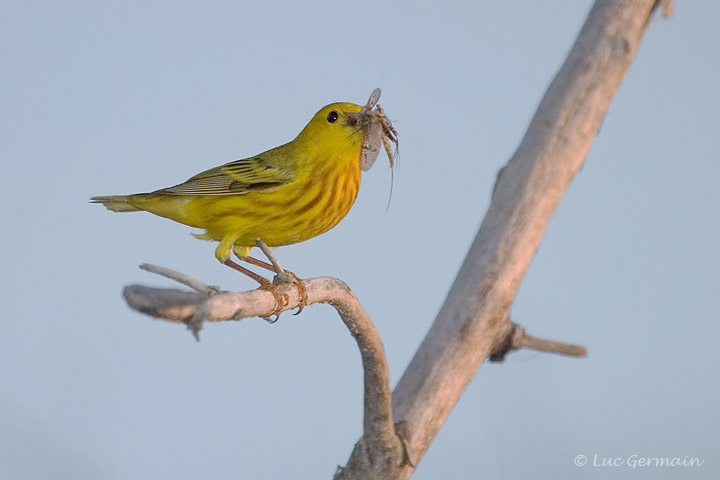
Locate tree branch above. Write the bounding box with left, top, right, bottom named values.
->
left=489, top=322, right=587, bottom=362
left=138, top=263, right=222, bottom=295
left=337, top=0, right=668, bottom=478
left=116, top=1, right=668, bottom=478
left=123, top=268, right=404, bottom=473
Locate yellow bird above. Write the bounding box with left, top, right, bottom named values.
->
left=92, top=89, right=397, bottom=303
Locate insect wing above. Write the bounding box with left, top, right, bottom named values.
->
left=360, top=121, right=383, bottom=171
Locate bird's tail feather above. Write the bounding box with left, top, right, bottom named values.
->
left=90, top=195, right=140, bottom=212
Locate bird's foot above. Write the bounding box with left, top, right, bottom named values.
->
left=273, top=270, right=308, bottom=315
left=257, top=278, right=289, bottom=323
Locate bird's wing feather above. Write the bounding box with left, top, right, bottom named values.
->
left=154, top=156, right=295, bottom=195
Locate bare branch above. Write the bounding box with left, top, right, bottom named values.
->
left=122, top=271, right=405, bottom=473
left=114, top=2, right=667, bottom=478
left=338, top=1, right=667, bottom=477
left=489, top=323, right=587, bottom=362
left=139, top=263, right=221, bottom=296
left=517, top=331, right=587, bottom=357
left=659, top=0, right=674, bottom=18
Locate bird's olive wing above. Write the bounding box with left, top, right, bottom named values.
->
left=154, top=157, right=294, bottom=195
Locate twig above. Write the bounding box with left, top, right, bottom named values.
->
left=139, top=263, right=221, bottom=296
left=518, top=332, right=587, bottom=357
left=489, top=323, right=587, bottom=362
left=658, top=0, right=674, bottom=18
left=336, top=1, right=668, bottom=478
left=119, top=3, right=665, bottom=478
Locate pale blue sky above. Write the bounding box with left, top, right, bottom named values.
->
left=1, top=1, right=718, bottom=479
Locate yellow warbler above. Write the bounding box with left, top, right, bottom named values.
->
left=92, top=89, right=397, bottom=285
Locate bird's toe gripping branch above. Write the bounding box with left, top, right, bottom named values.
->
left=272, top=270, right=308, bottom=315
left=220, top=238, right=310, bottom=321
left=257, top=278, right=290, bottom=323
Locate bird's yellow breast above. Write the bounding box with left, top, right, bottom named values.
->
left=100, top=100, right=380, bottom=262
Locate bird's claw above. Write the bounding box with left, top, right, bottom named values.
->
left=273, top=270, right=308, bottom=315
left=258, top=278, right=289, bottom=322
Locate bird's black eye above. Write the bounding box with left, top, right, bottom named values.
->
left=327, top=111, right=339, bottom=123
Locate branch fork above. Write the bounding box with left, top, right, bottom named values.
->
left=99, top=0, right=670, bottom=477
left=123, top=264, right=585, bottom=478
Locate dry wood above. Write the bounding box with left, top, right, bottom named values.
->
left=117, top=1, right=669, bottom=478
left=123, top=272, right=405, bottom=470
left=339, top=1, right=669, bottom=478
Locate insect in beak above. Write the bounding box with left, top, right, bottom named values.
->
left=346, top=88, right=398, bottom=172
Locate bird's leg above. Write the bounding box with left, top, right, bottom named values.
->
left=254, top=239, right=285, bottom=274
left=222, top=258, right=287, bottom=322
left=254, top=238, right=308, bottom=314
left=222, top=259, right=269, bottom=285
left=238, top=255, right=307, bottom=314
left=223, top=258, right=272, bottom=287
left=240, top=255, right=276, bottom=272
